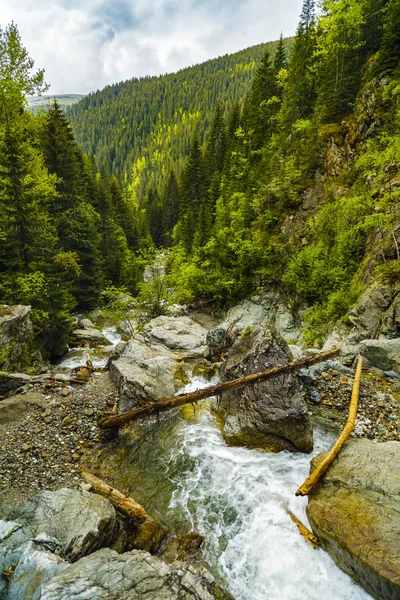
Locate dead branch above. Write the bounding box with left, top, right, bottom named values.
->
left=295, top=356, right=363, bottom=497
left=98, top=348, right=340, bottom=431
left=284, top=506, right=319, bottom=549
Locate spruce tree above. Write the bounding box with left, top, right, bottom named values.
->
left=162, top=169, right=180, bottom=246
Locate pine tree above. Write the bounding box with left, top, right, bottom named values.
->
left=281, top=0, right=317, bottom=127
left=273, top=32, right=288, bottom=74
left=204, top=103, right=227, bottom=176
left=244, top=50, right=279, bottom=152
left=162, top=169, right=180, bottom=246
left=379, top=0, right=400, bottom=74
left=177, top=136, right=209, bottom=251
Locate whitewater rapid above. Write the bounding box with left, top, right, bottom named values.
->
left=167, top=378, right=371, bottom=600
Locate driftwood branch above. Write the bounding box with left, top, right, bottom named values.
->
left=98, top=348, right=340, bottom=431
left=284, top=506, right=319, bottom=549
left=295, top=356, right=363, bottom=497
left=82, top=470, right=149, bottom=523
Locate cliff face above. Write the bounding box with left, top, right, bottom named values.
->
left=280, top=67, right=400, bottom=349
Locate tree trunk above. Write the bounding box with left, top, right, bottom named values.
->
left=295, top=356, right=363, bottom=497
left=97, top=348, right=340, bottom=431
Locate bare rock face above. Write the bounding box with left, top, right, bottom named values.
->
left=110, top=316, right=208, bottom=412
left=1, top=489, right=116, bottom=565
left=214, top=324, right=313, bottom=453
left=39, top=548, right=235, bottom=600
left=0, top=305, right=36, bottom=372
left=307, top=439, right=400, bottom=600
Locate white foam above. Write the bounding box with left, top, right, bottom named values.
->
left=168, top=378, right=371, bottom=600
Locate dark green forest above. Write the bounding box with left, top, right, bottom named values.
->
left=1, top=0, right=400, bottom=360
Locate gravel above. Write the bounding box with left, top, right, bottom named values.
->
left=0, top=373, right=118, bottom=513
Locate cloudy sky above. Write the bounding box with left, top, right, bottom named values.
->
left=0, top=0, right=303, bottom=95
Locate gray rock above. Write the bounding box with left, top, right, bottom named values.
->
left=0, top=372, right=34, bottom=397
left=310, top=391, right=322, bottom=404
left=0, top=305, right=35, bottom=372
left=214, top=324, right=313, bottom=453
left=347, top=283, right=394, bottom=343
left=3, top=489, right=116, bottom=562
left=205, top=327, right=227, bottom=357
left=5, top=542, right=68, bottom=600
left=71, top=329, right=111, bottom=348
left=381, top=293, right=400, bottom=338
left=115, top=340, right=127, bottom=355
left=143, top=316, right=207, bottom=352
left=287, top=344, right=303, bottom=360
left=110, top=338, right=177, bottom=412
left=297, top=368, right=317, bottom=385
left=111, top=316, right=208, bottom=412
left=40, top=548, right=234, bottom=600
left=358, top=338, right=400, bottom=372
left=383, top=370, right=400, bottom=379
left=307, top=439, right=400, bottom=600
left=310, top=360, right=354, bottom=377
left=80, top=318, right=95, bottom=330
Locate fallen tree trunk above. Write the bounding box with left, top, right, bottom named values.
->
left=82, top=470, right=149, bottom=523
left=295, top=356, right=363, bottom=497
left=284, top=506, right=319, bottom=549
left=98, top=348, right=340, bottom=431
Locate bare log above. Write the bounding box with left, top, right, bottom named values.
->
left=82, top=470, right=149, bottom=523
left=296, top=356, right=363, bottom=497
left=284, top=506, right=319, bottom=549
left=98, top=348, right=340, bottom=430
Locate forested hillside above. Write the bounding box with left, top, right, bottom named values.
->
left=67, top=38, right=292, bottom=195
left=0, top=24, right=148, bottom=361
left=132, top=0, right=400, bottom=346
left=1, top=0, right=400, bottom=363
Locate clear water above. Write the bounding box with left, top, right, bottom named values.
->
left=166, top=378, right=372, bottom=600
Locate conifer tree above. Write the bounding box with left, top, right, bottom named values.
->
left=162, top=169, right=180, bottom=246
left=177, top=136, right=209, bottom=251
left=379, top=0, right=400, bottom=74
left=273, top=32, right=288, bottom=74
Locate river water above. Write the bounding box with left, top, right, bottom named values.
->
left=165, top=378, right=372, bottom=600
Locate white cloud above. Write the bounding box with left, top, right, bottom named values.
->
left=0, top=0, right=303, bottom=94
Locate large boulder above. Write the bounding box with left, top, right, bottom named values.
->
left=0, top=489, right=116, bottom=566
left=110, top=338, right=177, bottom=413
left=358, top=338, right=400, bottom=372
left=347, top=283, right=394, bottom=343
left=307, top=439, right=400, bottom=600
left=143, top=316, right=207, bottom=353
left=214, top=324, right=313, bottom=453
left=110, top=316, right=208, bottom=412
left=0, top=305, right=35, bottom=372
left=71, top=328, right=111, bottom=348
left=39, top=548, right=234, bottom=600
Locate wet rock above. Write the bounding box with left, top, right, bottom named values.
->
left=307, top=439, right=400, bottom=600
left=174, top=365, right=191, bottom=391
left=71, top=329, right=111, bottom=348
left=143, top=316, right=207, bottom=353
left=0, top=305, right=36, bottom=372
left=215, top=324, right=313, bottom=453
left=40, top=547, right=234, bottom=600
left=192, top=360, right=216, bottom=381
left=2, top=488, right=116, bottom=562
left=359, top=338, right=400, bottom=372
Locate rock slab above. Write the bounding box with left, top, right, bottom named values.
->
left=215, top=324, right=313, bottom=453
left=307, top=439, right=400, bottom=600
left=0, top=305, right=34, bottom=371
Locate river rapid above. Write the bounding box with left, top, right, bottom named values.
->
left=165, top=378, right=371, bottom=600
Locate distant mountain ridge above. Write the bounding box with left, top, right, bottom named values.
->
left=27, top=94, right=84, bottom=113
left=67, top=38, right=292, bottom=192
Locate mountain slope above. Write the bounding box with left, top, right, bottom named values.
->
left=67, top=39, right=292, bottom=192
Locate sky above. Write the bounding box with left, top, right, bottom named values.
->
left=0, top=0, right=304, bottom=95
